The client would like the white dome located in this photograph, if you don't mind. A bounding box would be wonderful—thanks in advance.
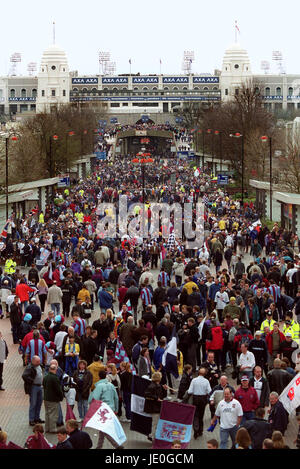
[41,44,68,65]
[223,42,250,63]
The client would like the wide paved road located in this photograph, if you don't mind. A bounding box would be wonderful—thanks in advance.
[0,254,299,449]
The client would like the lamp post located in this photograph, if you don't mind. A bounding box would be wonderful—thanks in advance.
[230,132,244,206]
[197,130,205,168]
[132,152,153,204]
[207,129,214,175]
[261,135,272,220]
[214,130,222,173]
[66,130,75,173]
[49,134,59,177]
[3,133,20,220]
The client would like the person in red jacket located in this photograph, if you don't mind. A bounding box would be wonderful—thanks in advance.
[266,322,286,366]
[234,375,260,424]
[15,280,36,313]
[206,320,224,369]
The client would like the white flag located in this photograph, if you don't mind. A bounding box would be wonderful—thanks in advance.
[279,372,300,414]
[83,400,127,446]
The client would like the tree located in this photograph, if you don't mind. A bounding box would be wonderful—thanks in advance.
[3,104,101,184]
[277,130,300,193]
[201,79,277,186]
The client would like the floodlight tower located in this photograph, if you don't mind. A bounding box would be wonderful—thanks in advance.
[182,50,195,74]
[9,52,21,76]
[99,51,110,75]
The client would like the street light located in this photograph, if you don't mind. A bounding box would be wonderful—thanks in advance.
[66,130,75,173]
[214,130,222,173]
[229,132,244,206]
[132,152,153,204]
[4,133,20,220]
[261,135,273,220]
[207,129,214,175]
[49,134,59,177]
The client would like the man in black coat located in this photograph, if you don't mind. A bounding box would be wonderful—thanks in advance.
[56,426,73,449]
[92,313,111,357]
[66,419,93,449]
[152,282,167,310]
[249,365,270,408]
[242,407,272,449]
[268,391,289,435]
[10,296,22,344]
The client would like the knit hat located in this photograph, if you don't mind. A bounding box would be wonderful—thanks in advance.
[55,315,62,323]
[24,314,32,322]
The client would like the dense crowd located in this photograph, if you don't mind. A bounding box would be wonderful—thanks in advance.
[0,138,300,450]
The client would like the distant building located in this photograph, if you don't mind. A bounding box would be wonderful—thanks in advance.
[1,40,299,122]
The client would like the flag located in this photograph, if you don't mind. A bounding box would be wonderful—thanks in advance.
[194,167,200,177]
[0,220,10,239]
[162,327,179,379]
[160,58,162,65]
[152,401,195,449]
[26,206,38,219]
[235,20,240,34]
[130,375,152,436]
[66,403,76,421]
[115,339,136,375]
[83,399,127,446]
[7,441,23,449]
[279,372,300,414]
[126,299,132,313]
[129,58,132,64]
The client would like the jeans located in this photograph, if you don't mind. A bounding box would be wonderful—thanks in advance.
[122,391,131,420]
[78,398,88,420]
[12,324,20,344]
[21,301,29,314]
[29,385,43,422]
[51,303,60,315]
[241,411,254,425]
[192,395,208,435]
[99,339,107,359]
[220,425,238,449]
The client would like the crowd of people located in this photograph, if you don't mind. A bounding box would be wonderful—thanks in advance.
[0,136,300,450]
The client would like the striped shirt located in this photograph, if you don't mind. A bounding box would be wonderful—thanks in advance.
[73,317,86,337]
[141,287,153,306]
[268,284,281,303]
[26,339,45,362]
[158,271,169,287]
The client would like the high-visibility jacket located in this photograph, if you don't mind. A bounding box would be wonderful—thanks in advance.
[79,190,84,197]
[39,213,44,224]
[4,259,16,274]
[283,321,300,344]
[64,189,69,196]
[260,319,276,332]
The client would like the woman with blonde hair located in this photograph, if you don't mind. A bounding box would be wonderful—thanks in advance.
[272,430,290,449]
[37,278,48,313]
[144,371,168,441]
[106,363,122,416]
[119,361,132,422]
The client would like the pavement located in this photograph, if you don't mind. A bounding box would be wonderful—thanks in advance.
[0,253,299,449]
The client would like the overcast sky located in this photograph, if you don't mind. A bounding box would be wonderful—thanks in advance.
[3,0,300,77]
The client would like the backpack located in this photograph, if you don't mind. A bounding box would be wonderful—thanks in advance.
[236,331,252,351]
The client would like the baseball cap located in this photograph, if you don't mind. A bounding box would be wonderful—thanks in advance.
[255,330,262,336]
[241,375,249,381]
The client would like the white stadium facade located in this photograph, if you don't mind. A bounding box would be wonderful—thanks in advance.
[1,42,300,124]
